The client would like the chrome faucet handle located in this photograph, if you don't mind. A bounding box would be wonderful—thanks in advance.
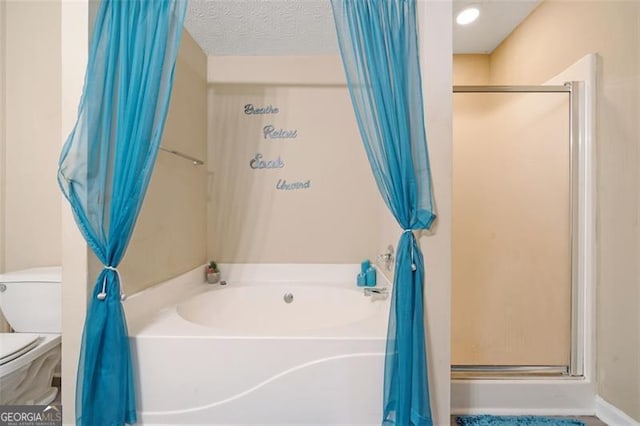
[376,245,395,271]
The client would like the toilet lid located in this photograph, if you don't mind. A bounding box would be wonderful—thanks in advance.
[0,333,40,366]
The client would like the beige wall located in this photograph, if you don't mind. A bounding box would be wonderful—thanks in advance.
[0,0,7,333]
[455,0,640,419]
[3,0,62,271]
[60,1,91,420]
[453,54,490,86]
[120,30,208,295]
[207,56,380,264]
[0,0,6,275]
[417,2,452,422]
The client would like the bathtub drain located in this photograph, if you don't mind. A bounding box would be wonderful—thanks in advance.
[283,293,294,303]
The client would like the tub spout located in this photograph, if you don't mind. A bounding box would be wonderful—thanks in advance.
[364,287,389,299]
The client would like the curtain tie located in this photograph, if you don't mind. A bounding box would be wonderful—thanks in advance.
[97,266,127,302]
[403,229,417,272]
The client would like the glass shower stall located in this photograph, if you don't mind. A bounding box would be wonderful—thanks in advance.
[452,84,584,378]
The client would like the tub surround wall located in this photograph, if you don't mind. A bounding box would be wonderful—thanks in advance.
[207,55,380,264]
[120,30,208,295]
[3,0,62,272]
[454,1,640,420]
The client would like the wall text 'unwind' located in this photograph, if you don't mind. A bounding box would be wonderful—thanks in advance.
[276,179,311,191]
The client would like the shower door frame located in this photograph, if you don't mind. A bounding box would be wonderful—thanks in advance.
[451,83,585,378]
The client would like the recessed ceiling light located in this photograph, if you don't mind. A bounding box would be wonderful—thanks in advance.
[456,6,480,26]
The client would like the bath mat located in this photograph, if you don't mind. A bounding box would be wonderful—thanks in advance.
[455,415,586,426]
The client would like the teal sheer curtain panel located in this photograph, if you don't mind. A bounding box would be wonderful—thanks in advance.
[330,0,436,424]
[57,1,187,424]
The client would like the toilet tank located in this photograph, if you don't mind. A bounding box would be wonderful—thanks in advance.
[0,266,62,333]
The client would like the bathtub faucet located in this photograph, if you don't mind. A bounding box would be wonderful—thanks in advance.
[377,245,394,271]
[364,287,389,299]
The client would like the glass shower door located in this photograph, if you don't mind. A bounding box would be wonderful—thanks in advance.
[452,86,576,375]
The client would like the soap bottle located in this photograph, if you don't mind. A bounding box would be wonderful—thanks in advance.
[357,259,371,286]
[365,267,376,286]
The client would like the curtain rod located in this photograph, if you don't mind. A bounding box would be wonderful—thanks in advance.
[159,146,204,166]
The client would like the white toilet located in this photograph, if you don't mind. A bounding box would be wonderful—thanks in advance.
[0,266,62,405]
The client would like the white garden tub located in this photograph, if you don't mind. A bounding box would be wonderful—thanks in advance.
[124,264,391,425]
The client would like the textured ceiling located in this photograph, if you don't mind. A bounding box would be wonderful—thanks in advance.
[184,0,339,56]
[184,0,542,56]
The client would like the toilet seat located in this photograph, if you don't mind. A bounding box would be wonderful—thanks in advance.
[0,333,61,405]
[0,333,40,366]
[0,333,60,377]
[0,266,62,406]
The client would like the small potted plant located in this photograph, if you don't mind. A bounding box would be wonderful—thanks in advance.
[206,261,220,284]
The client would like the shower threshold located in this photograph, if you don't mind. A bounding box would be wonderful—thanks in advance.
[451,365,571,380]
